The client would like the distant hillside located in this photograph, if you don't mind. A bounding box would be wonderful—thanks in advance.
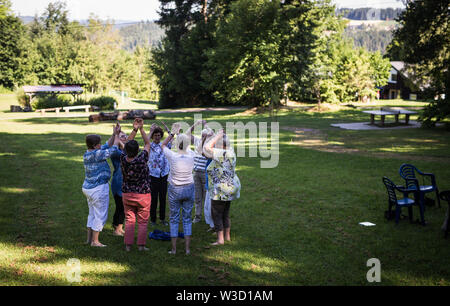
[18,16,164,51]
[336,7,404,20]
[119,21,165,51]
[337,8,403,54]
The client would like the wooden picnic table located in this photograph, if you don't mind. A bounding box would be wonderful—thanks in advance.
[363,108,417,126]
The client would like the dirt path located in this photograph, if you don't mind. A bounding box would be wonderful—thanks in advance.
[281,126,450,163]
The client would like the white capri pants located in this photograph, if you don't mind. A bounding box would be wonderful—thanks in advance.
[82,183,109,232]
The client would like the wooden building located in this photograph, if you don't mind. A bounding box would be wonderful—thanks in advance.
[380,61,421,100]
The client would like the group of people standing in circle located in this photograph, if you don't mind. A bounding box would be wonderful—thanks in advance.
[81,117,241,255]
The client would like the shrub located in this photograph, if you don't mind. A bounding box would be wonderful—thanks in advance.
[16,88,29,107]
[88,96,116,110]
[0,86,13,94]
[32,94,71,110]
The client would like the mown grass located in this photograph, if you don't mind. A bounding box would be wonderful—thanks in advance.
[0,94,449,286]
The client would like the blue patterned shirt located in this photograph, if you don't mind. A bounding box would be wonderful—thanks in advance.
[148,142,171,178]
[82,143,118,189]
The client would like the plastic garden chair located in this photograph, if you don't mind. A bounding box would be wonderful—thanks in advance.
[439,191,450,238]
[382,176,416,225]
[399,163,441,208]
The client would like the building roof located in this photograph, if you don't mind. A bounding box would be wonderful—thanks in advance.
[23,85,84,94]
[390,61,430,90]
[390,61,410,79]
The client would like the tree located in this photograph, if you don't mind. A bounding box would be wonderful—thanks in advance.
[0,0,27,89]
[387,0,450,126]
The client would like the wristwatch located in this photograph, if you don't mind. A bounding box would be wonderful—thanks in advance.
[170,132,175,137]
[133,128,138,132]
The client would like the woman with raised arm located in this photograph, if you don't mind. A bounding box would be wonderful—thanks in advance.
[161,123,195,255]
[203,129,241,246]
[147,122,172,227]
[120,118,152,252]
[109,126,131,237]
[82,123,120,247]
[186,120,213,224]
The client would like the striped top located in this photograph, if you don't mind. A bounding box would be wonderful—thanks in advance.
[193,136,208,172]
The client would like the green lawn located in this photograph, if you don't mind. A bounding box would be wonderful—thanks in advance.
[1,93,450,285]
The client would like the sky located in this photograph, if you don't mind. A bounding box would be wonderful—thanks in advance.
[11,0,406,22]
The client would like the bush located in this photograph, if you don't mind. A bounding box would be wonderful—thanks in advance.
[88,96,116,110]
[32,94,71,110]
[16,88,29,107]
[0,86,13,94]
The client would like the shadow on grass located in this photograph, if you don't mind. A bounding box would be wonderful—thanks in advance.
[130,99,158,105]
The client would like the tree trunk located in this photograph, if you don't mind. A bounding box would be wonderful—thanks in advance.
[202,0,208,24]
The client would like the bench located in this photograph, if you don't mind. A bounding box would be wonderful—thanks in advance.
[363,108,418,126]
[35,107,62,115]
[62,105,92,113]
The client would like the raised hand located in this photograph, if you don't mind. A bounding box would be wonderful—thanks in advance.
[150,123,158,132]
[133,118,143,130]
[115,122,121,135]
[171,122,181,135]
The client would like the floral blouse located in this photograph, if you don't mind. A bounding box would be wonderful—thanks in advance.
[148,142,171,178]
[206,148,241,201]
[120,150,151,194]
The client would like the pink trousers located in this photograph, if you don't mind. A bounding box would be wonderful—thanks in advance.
[122,193,151,246]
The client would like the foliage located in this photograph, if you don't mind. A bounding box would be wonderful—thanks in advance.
[15,87,28,107]
[119,21,165,51]
[153,0,391,107]
[0,0,28,89]
[2,2,159,100]
[345,26,393,54]
[31,94,72,110]
[86,95,117,110]
[388,0,450,126]
[207,0,286,107]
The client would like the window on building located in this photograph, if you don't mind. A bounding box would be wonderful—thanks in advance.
[390,72,397,83]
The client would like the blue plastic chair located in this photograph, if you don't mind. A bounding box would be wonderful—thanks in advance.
[382,177,416,224]
[399,163,441,208]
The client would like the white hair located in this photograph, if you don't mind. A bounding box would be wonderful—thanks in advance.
[175,133,190,153]
[195,127,214,155]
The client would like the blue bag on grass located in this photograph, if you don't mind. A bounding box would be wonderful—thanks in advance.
[149,229,184,241]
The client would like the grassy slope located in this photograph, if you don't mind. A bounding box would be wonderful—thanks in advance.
[0,94,449,285]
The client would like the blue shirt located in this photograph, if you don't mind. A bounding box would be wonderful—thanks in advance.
[148,142,171,178]
[82,143,118,189]
[110,144,123,196]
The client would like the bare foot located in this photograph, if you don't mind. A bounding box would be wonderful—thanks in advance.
[210,241,224,246]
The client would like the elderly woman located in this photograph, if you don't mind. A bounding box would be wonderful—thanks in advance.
[109,130,130,236]
[147,123,172,227]
[186,120,214,224]
[120,118,151,251]
[203,129,241,246]
[161,123,195,255]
